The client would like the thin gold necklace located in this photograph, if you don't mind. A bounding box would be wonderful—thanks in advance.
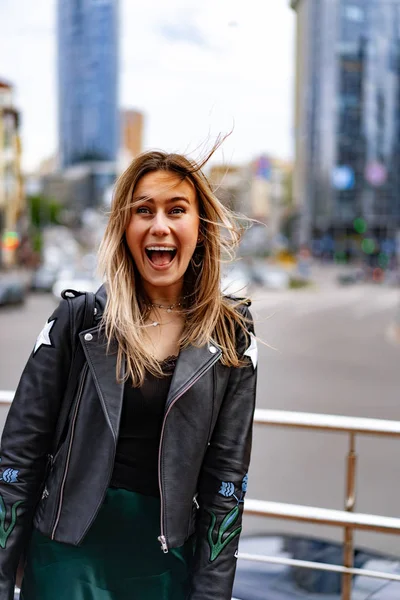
[144,311,183,328]
[146,295,188,313]
[147,302,182,313]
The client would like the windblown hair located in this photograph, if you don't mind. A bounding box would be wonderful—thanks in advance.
[98,143,251,386]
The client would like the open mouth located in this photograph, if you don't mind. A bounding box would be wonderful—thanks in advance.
[145,246,177,267]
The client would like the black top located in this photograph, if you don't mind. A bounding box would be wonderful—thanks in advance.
[110,357,177,497]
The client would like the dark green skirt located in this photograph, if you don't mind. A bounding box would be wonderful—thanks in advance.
[21,488,193,600]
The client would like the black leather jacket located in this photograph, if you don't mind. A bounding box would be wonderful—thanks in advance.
[0,285,257,600]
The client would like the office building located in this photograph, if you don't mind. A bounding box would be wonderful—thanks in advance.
[121,110,144,159]
[57,0,119,170]
[209,156,292,242]
[291,0,400,257]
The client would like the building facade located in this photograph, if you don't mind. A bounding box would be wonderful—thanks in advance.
[291,0,400,259]
[0,81,24,267]
[57,0,119,170]
[208,156,292,249]
[121,110,144,161]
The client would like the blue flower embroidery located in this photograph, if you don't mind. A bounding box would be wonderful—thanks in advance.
[242,473,248,493]
[0,469,19,484]
[219,482,235,498]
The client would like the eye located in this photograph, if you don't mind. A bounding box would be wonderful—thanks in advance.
[136,206,151,214]
[170,207,185,215]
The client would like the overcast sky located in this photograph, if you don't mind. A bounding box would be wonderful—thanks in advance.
[0,0,295,172]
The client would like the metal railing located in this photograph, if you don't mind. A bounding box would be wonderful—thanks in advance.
[0,391,14,404]
[242,408,400,599]
[2,392,400,598]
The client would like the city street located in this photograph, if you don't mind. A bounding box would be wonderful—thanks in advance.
[0,280,399,554]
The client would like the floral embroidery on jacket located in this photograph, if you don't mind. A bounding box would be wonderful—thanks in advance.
[206,506,242,562]
[0,494,23,549]
[218,473,248,504]
[208,474,249,561]
[0,469,19,484]
[219,481,235,498]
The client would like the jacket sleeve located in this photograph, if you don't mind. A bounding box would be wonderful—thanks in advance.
[189,307,257,600]
[0,298,73,600]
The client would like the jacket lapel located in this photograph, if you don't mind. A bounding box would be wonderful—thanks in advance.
[166,341,222,410]
[80,294,222,434]
[80,326,124,442]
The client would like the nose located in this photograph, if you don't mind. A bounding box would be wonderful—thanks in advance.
[150,211,170,236]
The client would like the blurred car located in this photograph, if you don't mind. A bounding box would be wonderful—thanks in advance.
[221,265,251,298]
[52,270,102,300]
[0,279,26,307]
[233,533,400,599]
[337,269,365,286]
[31,266,58,293]
[248,262,290,290]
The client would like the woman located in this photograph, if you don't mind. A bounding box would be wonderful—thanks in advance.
[0,149,257,600]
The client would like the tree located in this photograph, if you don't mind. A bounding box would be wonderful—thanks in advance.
[28,195,63,229]
[27,194,64,255]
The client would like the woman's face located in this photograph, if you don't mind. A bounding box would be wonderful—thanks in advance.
[125,170,200,300]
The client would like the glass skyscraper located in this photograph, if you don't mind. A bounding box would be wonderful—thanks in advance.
[292,0,400,259]
[57,0,119,170]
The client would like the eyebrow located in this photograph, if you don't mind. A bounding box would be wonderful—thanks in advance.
[133,195,191,205]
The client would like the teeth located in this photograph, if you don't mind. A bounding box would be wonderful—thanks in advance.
[146,246,176,252]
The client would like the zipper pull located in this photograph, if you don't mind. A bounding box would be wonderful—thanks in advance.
[158,535,169,553]
[193,496,200,509]
[42,487,49,500]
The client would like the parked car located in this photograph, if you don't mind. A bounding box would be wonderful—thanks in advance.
[0,278,25,307]
[31,265,58,292]
[233,533,400,599]
[337,269,365,286]
[248,263,290,290]
[221,265,251,298]
[52,270,102,300]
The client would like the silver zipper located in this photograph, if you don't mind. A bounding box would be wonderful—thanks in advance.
[193,495,200,510]
[157,349,221,552]
[158,534,168,553]
[51,363,88,539]
[41,453,53,500]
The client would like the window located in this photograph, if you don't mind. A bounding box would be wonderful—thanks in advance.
[344,5,365,23]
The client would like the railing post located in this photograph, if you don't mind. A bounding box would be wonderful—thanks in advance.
[342,432,356,600]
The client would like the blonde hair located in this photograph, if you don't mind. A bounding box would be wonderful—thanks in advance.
[98,146,251,386]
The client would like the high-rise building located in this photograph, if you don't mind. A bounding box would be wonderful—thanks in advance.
[118,109,144,171]
[121,110,144,160]
[291,0,400,257]
[0,80,24,267]
[57,0,119,170]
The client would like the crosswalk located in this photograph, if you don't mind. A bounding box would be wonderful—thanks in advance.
[250,285,400,323]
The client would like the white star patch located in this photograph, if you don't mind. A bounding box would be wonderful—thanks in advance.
[244,332,258,369]
[33,319,56,355]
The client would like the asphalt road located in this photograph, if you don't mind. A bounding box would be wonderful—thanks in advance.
[0,282,399,555]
